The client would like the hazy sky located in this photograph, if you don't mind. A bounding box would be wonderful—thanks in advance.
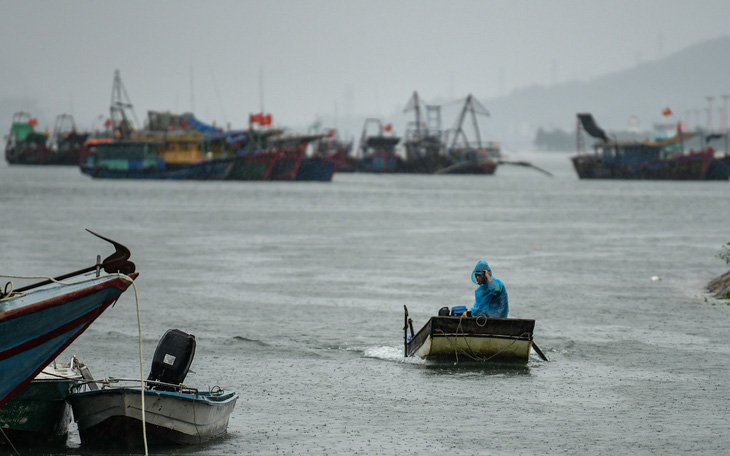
[2,0,730,131]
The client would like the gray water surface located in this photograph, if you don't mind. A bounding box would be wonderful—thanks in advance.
[2,153,728,455]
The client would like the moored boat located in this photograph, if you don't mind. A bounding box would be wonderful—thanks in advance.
[296,150,343,181]
[68,329,238,449]
[5,112,90,165]
[436,147,498,174]
[572,113,729,180]
[0,357,89,445]
[357,119,403,173]
[80,140,235,180]
[0,230,137,409]
[404,306,537,363]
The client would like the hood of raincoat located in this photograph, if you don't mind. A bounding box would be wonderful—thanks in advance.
[471,260,493,284]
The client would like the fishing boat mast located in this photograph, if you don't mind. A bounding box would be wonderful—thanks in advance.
[110,69,140,139]
[447,94,489,150]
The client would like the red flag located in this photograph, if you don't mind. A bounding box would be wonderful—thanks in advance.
[383,123,393,132]
[662,107,672,116]
[103,118,112,128]
[250,113,262,124]
[263,114,272,126]
[28,118,38,127]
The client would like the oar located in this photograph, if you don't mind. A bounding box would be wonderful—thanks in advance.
[13,229,136,293]
[532,341,549,361]
[403,305,410,357]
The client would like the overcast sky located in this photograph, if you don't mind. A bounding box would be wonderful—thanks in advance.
[2,0,729,131]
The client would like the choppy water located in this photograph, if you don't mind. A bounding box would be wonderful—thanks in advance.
[2,152,729,455]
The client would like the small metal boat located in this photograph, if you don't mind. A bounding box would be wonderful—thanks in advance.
[404,306,542,363]
[69,384,238,448]
[69,329,238,448]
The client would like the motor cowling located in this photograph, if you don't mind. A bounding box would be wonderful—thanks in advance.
[147,329,196,391]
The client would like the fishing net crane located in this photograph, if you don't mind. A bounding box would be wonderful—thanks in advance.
[402,91,444,163]
[445,94,490,151]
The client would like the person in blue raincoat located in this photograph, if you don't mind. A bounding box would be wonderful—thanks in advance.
[469,260,509,318]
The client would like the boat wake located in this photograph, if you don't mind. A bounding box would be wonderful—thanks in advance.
[231,335,269,347]
[362,346,425,364]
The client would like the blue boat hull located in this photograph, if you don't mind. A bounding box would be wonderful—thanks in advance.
[80,159,234,180]
[0,273,136,408]
[296,157,338,181]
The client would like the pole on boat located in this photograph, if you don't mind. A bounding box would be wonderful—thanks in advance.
[532,341,549,361]
[14,229,136,293]
[403,305,409,357]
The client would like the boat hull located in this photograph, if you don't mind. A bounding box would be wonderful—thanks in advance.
[407,317,535,363]
[571,150,725,180]
[80,158,234,180]
[69,388,238,448]
[296,157,337,181]
[0,377,80,444]
[0,273,136,408]
[228,153,278,180]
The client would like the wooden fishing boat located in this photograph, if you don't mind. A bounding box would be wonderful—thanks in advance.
[228,133,333,181]
[572,113,730,180]
[403,306,540,363]
[5,113,90,165]
[296,150,343,181]
[436,147,498,175]
[0,230,137,409]
[0,357,89,445]
[229,150,279,180]
[80,140,235,180]
[69,329,238,448]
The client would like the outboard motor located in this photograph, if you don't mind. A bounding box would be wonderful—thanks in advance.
[147,329,196,391]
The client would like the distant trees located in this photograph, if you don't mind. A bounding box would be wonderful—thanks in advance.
[533,128,574,151]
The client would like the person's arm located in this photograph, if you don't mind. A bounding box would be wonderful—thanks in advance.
[484,269,502,294]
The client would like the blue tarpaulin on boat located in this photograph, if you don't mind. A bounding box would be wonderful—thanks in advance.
[187,115,223,135]
[205,130,248,142]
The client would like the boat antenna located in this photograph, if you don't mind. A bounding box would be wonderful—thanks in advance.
[259,65,265,113]
[189,65,195,114]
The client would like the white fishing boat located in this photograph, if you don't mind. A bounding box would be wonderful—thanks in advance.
[68,329,238,449]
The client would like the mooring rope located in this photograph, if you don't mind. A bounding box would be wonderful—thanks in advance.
[0,427,20,456]
[124,273,149,456]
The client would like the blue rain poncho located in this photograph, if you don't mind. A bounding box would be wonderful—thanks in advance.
[469,261,509,318]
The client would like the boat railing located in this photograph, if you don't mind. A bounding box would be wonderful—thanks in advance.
[79,377,202,396]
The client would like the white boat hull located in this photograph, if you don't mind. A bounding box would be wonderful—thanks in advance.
[69,387,237,447]
[413,333,532,361]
